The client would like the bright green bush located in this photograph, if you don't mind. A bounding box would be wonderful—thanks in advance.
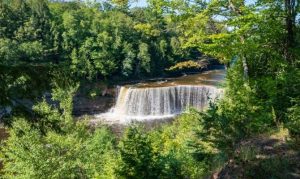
[166,60,202,73]
[1,119,117,179]
[117,125,159,178]
[117,125,182,178]
[148,110,219,178]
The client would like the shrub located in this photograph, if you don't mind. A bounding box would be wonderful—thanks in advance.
[117,125,172,178]
[1,119,117,179]
[166,60,202,73]
[286,99,300,143]
[149,110,218,178]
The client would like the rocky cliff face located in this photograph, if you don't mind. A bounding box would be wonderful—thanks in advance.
[73,95,115,116]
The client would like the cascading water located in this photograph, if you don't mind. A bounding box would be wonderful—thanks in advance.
[96,85,221,123]
[94,68,225,123]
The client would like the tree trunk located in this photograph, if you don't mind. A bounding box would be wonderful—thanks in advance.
[284,0,298,64]
[240,36,249,80]
[228,0,249,80]
[242,56,249,80]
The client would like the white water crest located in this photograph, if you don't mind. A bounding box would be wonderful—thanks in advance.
[95,85,221,123]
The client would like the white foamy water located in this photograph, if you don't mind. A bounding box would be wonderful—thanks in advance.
[94,85,222,123]
[92,68,226,123]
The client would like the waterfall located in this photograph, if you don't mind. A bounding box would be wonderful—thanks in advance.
[97,85,221,123]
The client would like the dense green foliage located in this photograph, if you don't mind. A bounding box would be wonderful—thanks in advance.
[2,119,117,178]
[0,0,196,77]
[1,0,299,178]
[1,91,118,178]
[0,0,198,120]
[1,103,216,178]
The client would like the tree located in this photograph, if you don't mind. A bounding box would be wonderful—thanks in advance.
[137,42,151,74]
[122,42,136,77]
[117,125,160,178]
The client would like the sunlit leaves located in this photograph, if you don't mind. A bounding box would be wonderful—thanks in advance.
[2,119,117,178]
[0,39,19,65]
[138,43,151,73]
[134,23,161,37]
[122,42,136,76]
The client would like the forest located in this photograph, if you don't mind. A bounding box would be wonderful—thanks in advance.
[0,0,299,178]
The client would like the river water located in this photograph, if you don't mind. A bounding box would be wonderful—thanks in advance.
[93,68,226,124]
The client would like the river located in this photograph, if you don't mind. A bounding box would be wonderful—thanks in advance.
[93,68,226,124]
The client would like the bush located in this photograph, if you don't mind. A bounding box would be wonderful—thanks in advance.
[1,86,119,179]
[286,99,300,143]
[149,110,219,178]
[166,60,202,74]
[1,119,117,179]
[117,124,180,178]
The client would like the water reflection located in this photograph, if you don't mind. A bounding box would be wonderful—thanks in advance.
[128,69,226,88]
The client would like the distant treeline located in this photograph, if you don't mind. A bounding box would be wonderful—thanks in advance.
[0,0,205,114]
[0,0,199,80]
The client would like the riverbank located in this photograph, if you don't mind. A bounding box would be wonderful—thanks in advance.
[213,128,300,179]
[110,65,225,86]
